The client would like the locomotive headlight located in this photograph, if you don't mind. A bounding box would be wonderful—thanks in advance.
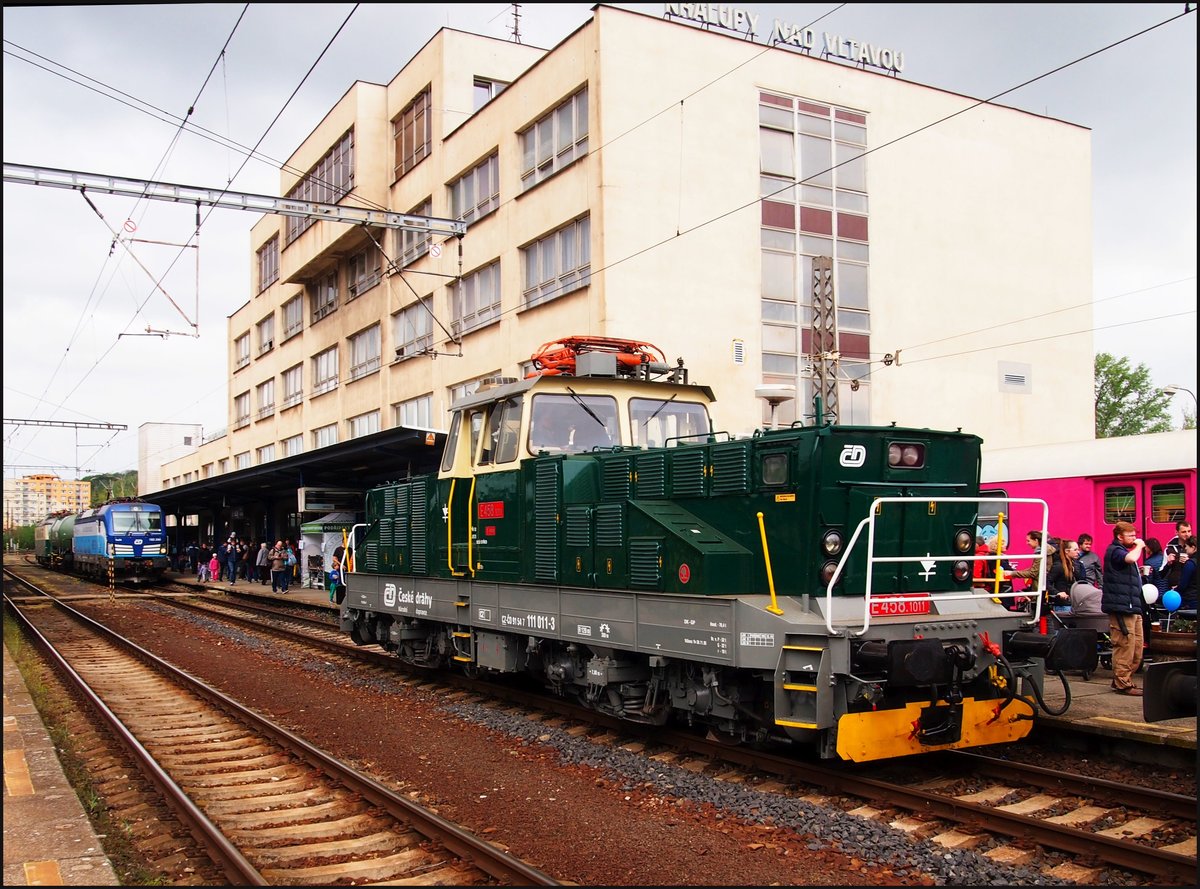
[821,529,844,556]
[107,544,115,557]
[952,560,971,582]
[160,544,167,555]
[820,560,838,585]
[954,530,973,553]
[887,442,925,468]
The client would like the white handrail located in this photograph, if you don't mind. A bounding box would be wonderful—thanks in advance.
[346,522,368,575]
[823,496,1048,637]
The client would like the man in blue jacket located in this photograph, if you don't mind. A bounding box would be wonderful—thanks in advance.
[1101,522,1147,695]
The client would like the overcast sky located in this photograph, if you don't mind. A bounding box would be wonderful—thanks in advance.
[3,3,1196,479]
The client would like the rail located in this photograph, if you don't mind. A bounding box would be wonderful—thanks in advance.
[825,495,1049,637]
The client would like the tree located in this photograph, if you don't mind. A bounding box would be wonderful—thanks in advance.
[1093,352,1174,438]
[83,470,139,506]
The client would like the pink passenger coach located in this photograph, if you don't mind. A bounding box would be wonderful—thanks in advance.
[979,429,1196,553]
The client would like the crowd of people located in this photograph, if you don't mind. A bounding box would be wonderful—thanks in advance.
[177,534,304,590]
[974,519,1196,697]
[173,531,347,602]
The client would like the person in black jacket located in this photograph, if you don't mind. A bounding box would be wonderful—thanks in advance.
[1101,522,1147,695]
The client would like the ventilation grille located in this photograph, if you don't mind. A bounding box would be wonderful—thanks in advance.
[636,453,666,498]
[565,506,591,547]
[711,443,750,495]
[630,538,662,588]
[602,457,632,500]
[534,461,559,581]
[409,477,427,573]
[595,503,624,547]
[669,450,706,497]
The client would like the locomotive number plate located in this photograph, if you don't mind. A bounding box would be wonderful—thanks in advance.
[869,593,931,616]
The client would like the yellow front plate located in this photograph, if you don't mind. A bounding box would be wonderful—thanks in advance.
[835,696,1034,762]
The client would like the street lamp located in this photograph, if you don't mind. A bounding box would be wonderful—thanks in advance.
[1163,384,1196,406]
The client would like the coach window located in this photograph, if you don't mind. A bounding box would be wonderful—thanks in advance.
[1151,483,1187,523]
[1102,485,1136,524]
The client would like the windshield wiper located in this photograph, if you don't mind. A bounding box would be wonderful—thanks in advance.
[566,386,607,428]
[643,394,678,425]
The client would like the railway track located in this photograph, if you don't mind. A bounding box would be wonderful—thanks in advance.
[9,561,1197,884]
[4,572,557,886]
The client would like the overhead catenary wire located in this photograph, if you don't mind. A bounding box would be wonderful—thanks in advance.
[3,5,1195,474]
[3,5,363,474]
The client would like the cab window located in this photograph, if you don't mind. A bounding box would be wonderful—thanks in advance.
[441,412,462,472]
[630,397,711,448]
[529,393,619,453]
[478,397,524,465]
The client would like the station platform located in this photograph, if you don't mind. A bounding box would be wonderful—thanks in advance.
[1032,659,1196,765]
[3,642,119,886]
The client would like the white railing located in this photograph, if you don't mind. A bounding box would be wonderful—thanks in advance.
[346,523,368,576]
[824,495,1049,637]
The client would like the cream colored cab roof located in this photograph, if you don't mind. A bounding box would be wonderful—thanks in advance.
[441,373,717,477]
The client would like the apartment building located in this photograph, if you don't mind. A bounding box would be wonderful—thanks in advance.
[155,5,1093,493]
[3,474,91,528]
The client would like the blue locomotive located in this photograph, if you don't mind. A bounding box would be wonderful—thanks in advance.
[341,337,1095,761]
[34,498,168,584]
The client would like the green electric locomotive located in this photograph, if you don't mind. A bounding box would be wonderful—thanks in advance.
[341,337,1093,761]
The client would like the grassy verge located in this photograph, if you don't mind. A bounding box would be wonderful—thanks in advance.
[3,614,168,885]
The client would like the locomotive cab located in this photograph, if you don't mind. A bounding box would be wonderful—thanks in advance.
[437,376,715,479]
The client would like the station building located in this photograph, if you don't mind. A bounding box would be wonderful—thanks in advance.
[150,4,1093,543]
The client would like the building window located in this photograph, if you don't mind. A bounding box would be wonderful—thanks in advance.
[310,270,339,323]
[473,77,508,111]
[219,458,229,474]
[256,379,275,419]
[284,128,355,245]
[257,314,275,355]
[313,423,339,449]
[234,332,251,370]
[347,245,381,300]
[394,86,431,179]
[449,152,499,223]
[202,463,213,478]
[449,371,500,407]
[348,410,380,439]
[281,363,303,408]
[394,394,433,429]
[282,434,303,457]
[520,88,588,192]
[312,347,339,396]
[257,443,275,465]
[235,451,251,470]
[521,216,590,308]
[233,391,250,430]
[759,93,870,426]
[348,324,381,381]
[394,301,432,359]
[450,260,501,336]
[257,235,279,292]
[282,294,303,340]
[395,197,432,269]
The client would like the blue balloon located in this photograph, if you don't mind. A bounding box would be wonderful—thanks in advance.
[1162,589,1182,612]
